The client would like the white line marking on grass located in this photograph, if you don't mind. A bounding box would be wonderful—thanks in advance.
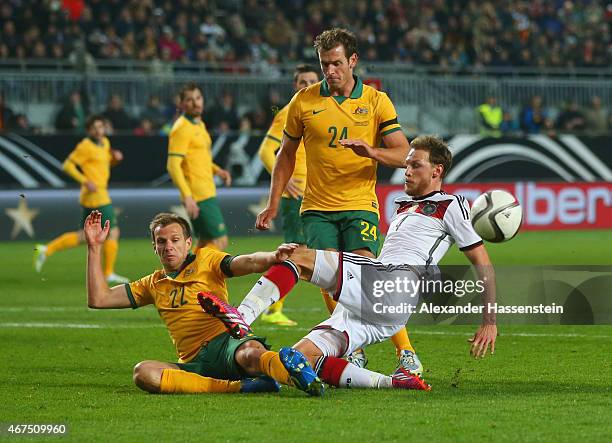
[1,322,610,339]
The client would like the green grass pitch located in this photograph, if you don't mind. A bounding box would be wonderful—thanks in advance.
[1,231,611,442]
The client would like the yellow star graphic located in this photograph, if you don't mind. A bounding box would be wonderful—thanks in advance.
[5,198,39,239]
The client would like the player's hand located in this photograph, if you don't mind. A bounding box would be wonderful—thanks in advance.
[111,149,124,164]
[183,196,200,219]
[274,243,300,262]
[256,205,278,231]
[85,180,97,193]
[215,168,232,187]
[83,210,110,246]
[468,324,497,358]
[339,138,377,160]
[284,178,303,199]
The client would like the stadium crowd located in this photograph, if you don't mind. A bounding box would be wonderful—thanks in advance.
[0,0,610,135]
[0,0,609,69]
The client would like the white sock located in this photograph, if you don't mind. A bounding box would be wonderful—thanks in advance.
[237,277,280,325]
[338,363,392,389]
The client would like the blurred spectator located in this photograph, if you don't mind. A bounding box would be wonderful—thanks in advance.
[520,95,547,134]
[556,101,586,132]
[102,94,133,132]
[207,90,240,131]
[0,92,16,131]
[500,111,520,136]
[133,118,154,136]
[476,95,502,137]
[55,91,86,133]
[13,114,34,134]
[584,96,608,135]
[140,95,166,130]
[69,40,97,73]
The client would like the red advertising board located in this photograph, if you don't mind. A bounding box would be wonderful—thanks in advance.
[377,182,612,233]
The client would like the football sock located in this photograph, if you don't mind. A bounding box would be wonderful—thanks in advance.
[46,231,80,256]
[391,327,415,355]
[265,299,284,315]
[321,289,337,314]
[316,356,392,389]
[237,262,299,325]
[259,351,292,385]
[103,239,119,277]
[159,369,241,394]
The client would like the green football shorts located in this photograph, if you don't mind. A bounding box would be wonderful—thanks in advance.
[176,332,269,380]
[80,204,117,229]
[192,197,227,240]
[301,209,380,255]
[280,196,306,244]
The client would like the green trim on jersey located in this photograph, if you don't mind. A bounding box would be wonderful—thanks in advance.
[320,76,364,100]
[265,134,282,144]
[124,284,137,309]
[283,129,301,141]
[168,152,185,157]
[166,253,196,279]
[381,127,403,137]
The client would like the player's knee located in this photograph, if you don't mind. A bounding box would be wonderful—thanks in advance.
[288,247,315,280]
[294,340,324,367]
[234,341,266,375]
[133,361,160,393]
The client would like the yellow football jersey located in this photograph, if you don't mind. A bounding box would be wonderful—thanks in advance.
[284,77,402,215]
[125,248,230,363]
[167,115,217,202]
[258,104,307,198]
[66,136,112,208]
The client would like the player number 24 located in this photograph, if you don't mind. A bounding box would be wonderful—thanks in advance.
[328,126,348,148]
[360,221,377,241]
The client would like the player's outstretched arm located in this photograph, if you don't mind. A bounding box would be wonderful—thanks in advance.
[463,244,498,358]
[339,129,409,168]
[256,135,300,230]
[84,211,132,309]
[228,243,301,277]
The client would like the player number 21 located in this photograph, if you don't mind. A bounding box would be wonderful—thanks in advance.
[359,221,377,241]
[328,126,348,147]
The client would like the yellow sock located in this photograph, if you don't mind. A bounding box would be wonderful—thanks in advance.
[103,239,118,277]
[391,327,415,355]
[259,351,291,386]
[321,289,337,315]
[266,299,284,314]
[46,231,80,256]
[159,369,241,394]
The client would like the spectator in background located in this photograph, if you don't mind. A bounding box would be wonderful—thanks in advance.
[556,100,586,133]
[477,95,502,137]
[0,92,16,131]
[102,94,133,132]
[69,40,97,73]
[140,95,166,130]
[584,96,608,135]
[133,118,154,136]
[520,95,547,134]
[207,90,240,131]
[13,114,34,134]
[55,91,86,133]
[500,110,520,136]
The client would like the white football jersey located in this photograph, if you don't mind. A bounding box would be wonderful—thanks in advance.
[378,190,482,267]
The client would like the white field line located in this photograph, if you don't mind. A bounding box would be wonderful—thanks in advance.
[0,321,610,339]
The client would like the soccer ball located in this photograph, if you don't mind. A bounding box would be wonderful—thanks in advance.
[470,190,522,242]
